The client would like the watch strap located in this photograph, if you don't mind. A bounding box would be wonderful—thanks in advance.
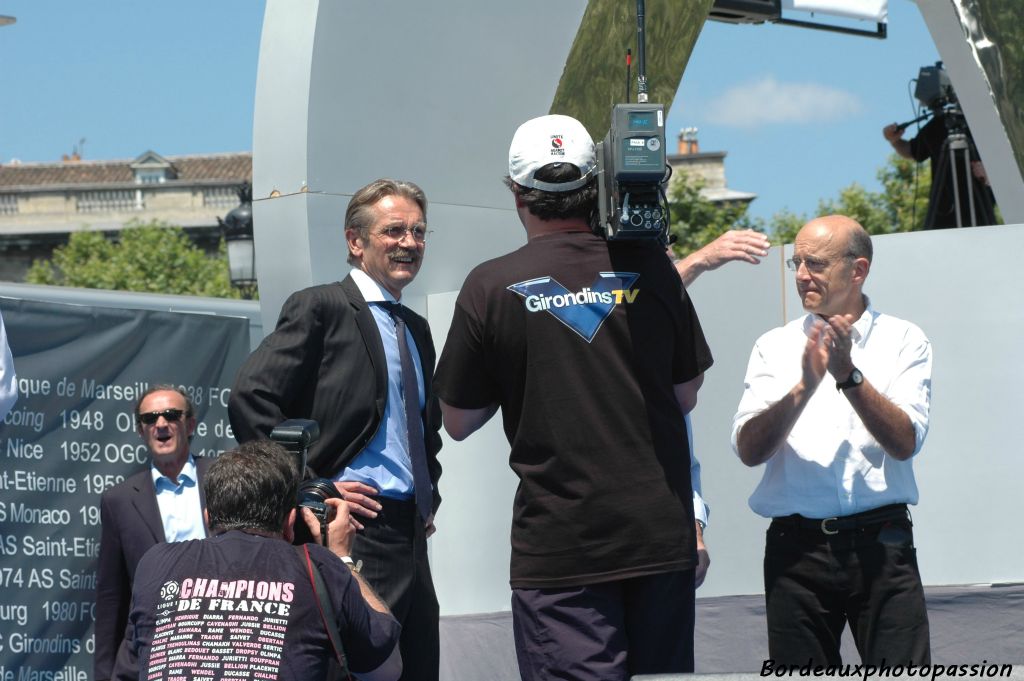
[836,368,863,391]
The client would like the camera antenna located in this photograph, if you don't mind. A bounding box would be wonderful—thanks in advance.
[625,49,632,103]
[636,0,649,102]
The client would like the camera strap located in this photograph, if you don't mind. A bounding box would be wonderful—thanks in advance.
[299,544,351,679]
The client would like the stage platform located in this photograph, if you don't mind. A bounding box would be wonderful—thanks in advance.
[439,583,1024,680]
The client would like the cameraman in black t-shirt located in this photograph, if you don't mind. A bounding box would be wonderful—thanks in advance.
[883,63,996,229]
[112,441,401,681]
[435,114,712,681]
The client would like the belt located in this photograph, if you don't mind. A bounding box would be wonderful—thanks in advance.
[369,496,417,528]
[772,503,910,536]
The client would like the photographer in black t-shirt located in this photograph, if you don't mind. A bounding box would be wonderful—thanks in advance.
[112,441,401,681]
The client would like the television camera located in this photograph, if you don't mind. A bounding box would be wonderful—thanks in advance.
[915,61,955,111]
[595,0,672,243]
[913,61,969,137]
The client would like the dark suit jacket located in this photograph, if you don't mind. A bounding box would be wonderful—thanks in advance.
[94,457,211,681]
[227,276,443,510]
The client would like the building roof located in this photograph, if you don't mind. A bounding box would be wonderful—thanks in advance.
[701,187,758,203]
[0,151,252,189]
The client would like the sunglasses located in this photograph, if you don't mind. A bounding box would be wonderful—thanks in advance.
[138,408,187,426]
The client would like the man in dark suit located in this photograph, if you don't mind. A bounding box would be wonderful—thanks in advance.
[94,385,210,681]
[228,178,442,681]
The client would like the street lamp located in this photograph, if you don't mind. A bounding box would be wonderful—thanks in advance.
[218,182,257,299]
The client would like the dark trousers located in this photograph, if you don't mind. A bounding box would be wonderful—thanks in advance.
[511,569,695,681]
[352,497,439,681]
[764,508,930,667]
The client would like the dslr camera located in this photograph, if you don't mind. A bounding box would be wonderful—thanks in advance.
[269,419,341,546]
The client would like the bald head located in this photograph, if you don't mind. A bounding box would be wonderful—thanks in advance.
[798,215,872,262]
[792,215,871,317]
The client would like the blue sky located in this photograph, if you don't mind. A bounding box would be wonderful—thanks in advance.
[669,1,939,221]
[0,1,263,160]
[0,1,938,224]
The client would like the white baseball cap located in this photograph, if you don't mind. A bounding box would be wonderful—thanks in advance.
[508,114,597,192]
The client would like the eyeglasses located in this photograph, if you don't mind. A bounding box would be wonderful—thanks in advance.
[374,225,431,243]
[138,408,186,426]
[786,254,854,274]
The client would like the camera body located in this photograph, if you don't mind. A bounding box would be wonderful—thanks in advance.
[915,61,956,111]
[596,103,669,242]
[912,62,971,139]
[294,477,341,546]
[268,419,338,546]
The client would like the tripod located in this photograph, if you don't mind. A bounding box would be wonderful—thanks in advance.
[923,130,996,229]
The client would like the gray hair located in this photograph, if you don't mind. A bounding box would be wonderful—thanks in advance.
[345,179,428,266]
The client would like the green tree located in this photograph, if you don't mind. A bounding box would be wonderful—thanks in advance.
[763,154,933,243]
[26,220,244,299]
[877,154,933,232]
[667,170,761,258]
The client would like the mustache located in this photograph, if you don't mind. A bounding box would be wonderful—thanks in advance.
[389,249,420,261]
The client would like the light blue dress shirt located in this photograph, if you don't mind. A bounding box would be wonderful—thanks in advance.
[151,454,206,542]
[338,269,427,500]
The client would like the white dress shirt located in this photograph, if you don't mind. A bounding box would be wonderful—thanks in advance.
[732,300,932,519]
[152,455,206,542]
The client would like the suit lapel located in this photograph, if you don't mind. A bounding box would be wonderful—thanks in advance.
[196,456,211,536]
[340,276,389,410]
[196,455,210,509]
[131,472,166,543]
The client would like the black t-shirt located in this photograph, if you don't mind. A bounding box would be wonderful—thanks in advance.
[115,531,400,680]
[435,231,713,588]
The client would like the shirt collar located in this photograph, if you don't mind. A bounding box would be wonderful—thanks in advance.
[801,295,875,346]
[152,454,197,488]
[350,268,399,304]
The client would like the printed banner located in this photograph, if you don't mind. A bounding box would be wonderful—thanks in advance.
[0,296,249,679]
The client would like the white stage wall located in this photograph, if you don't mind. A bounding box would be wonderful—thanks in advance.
[428,224,1024,612]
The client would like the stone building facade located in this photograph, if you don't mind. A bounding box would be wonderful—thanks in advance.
[0,151,252,281]
[667,127,756,205]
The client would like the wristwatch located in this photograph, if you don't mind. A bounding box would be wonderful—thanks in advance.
[836,367,864,391]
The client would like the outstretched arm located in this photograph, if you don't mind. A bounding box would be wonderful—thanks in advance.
[674,230,771,287]
[883,124,914,160]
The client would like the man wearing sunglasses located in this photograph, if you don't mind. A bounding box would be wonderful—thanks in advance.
[733,215,933,666]
[229,178,442,681]
[95,385,212,681]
